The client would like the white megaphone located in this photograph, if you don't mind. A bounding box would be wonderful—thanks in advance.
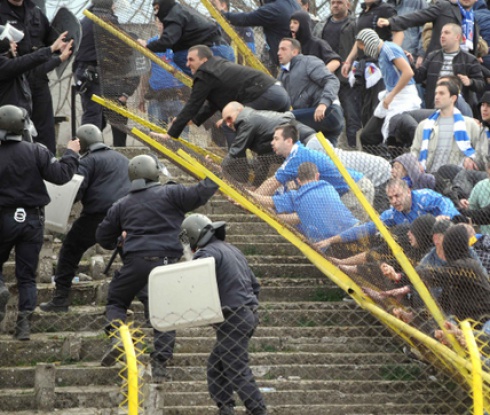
[0,23,24,43]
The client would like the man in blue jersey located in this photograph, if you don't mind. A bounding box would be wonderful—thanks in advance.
[314,178,459,250]
[250,162,359,241]
[254,123,374,221]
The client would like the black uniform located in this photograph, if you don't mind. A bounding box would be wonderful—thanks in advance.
[96,178,218,365]
[193,237,266,415]
[53,144,130,292]
[74,6,140,146]
[0,0,60,154]
[0,141,78,312]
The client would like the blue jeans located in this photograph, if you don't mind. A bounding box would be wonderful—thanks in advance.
[173,45,235,76]
[148,99,188,138]
[292,104,344,146]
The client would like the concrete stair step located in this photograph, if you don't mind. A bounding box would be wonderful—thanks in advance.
[164,362,428,381]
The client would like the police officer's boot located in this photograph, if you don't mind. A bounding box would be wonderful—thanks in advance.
[14,311,33,341]
[218,404,236,415]
[151,359,171,383]
[39,289,70,313]
[101,336,123,367]
[0,282,10,323]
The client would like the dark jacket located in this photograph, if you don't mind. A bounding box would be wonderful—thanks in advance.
[76,145,131,215]
[96,178,218,257]
[277,54,340,109]
[194,237,260,309]
[223,0,300,65]
[319,13,357,83]
[0,47,53,114]
[0,0,59,81]
[227,107,315,158]
[421,258,490,321]
[167,57,278,138]
[414,48,485,108]
[0,141,78,208]
[357,0,397,45]
[75,5,119,66]
[148,0,224,53]
[388,0,481,57]
[290,11,341,67]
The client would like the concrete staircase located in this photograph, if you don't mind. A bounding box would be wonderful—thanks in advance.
[0,158,468,415]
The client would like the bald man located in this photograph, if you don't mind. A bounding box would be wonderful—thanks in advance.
[221,101,315,186]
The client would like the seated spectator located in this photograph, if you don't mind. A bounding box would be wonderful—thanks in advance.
[249,162,359,241]
[420,224,490,322]
[387,75,473,147]
[391,153,436,190]
[410,81,486,173]
[413,23,485,113]
[314,178,459,249]
[289,11,341,73]
[254,123,374,221]
[468,156,490,235]
[355,28,421,147]
[220,101,316,186]
[277,38,344,145]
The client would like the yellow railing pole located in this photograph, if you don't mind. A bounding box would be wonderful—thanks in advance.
[461,320,484,415]
[119,324,139,415]
[83,10,192,87]
[315,132,465,355]
[199,0,271,75]
[92,95,222,163]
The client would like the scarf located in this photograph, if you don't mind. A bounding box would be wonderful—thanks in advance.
[419,108,475,169]
[458,1,475,52]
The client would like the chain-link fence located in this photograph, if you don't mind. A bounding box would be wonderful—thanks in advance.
[2,0,490,413]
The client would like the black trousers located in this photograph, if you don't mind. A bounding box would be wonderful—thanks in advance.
[339,82,362,147]
[29,79,57,154]
[106,254,178,364]
[208,307,266,413]
[0,209,44,311]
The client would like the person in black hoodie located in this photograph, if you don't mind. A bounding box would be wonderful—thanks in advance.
[289,10,341,73]
[138,0,234,76]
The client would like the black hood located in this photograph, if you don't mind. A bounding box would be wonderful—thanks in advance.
[154,0,176,21]
[290,10,312,44]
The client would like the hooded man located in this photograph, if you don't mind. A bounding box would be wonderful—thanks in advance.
[138,0,234,76]
[289,10,341,73]
[392,153,436,190]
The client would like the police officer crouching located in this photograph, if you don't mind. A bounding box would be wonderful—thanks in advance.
[180,214,268,415]
[95,155,219,380]
[40,124,130,313]
[0,105,80,340]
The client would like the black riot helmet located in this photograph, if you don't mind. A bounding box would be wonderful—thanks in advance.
[0,105,26,142]
[76,124,104,154]
[180,213,226,250]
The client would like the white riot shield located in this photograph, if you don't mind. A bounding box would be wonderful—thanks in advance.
[148,257,224,332]
[44,174,84,233]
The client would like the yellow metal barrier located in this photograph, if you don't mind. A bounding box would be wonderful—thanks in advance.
[83,10,193,88]
[199,0,271,75]
[461,320,484,415]
[91,94,223,164]
[119,324,139,415]
[316,132,465,355]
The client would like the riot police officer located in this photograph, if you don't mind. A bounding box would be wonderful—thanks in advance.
[0,104,80,340]
[95,155,219,380]
[40,124,130,313]
[0,0,63,154]
[180,214,268,415]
